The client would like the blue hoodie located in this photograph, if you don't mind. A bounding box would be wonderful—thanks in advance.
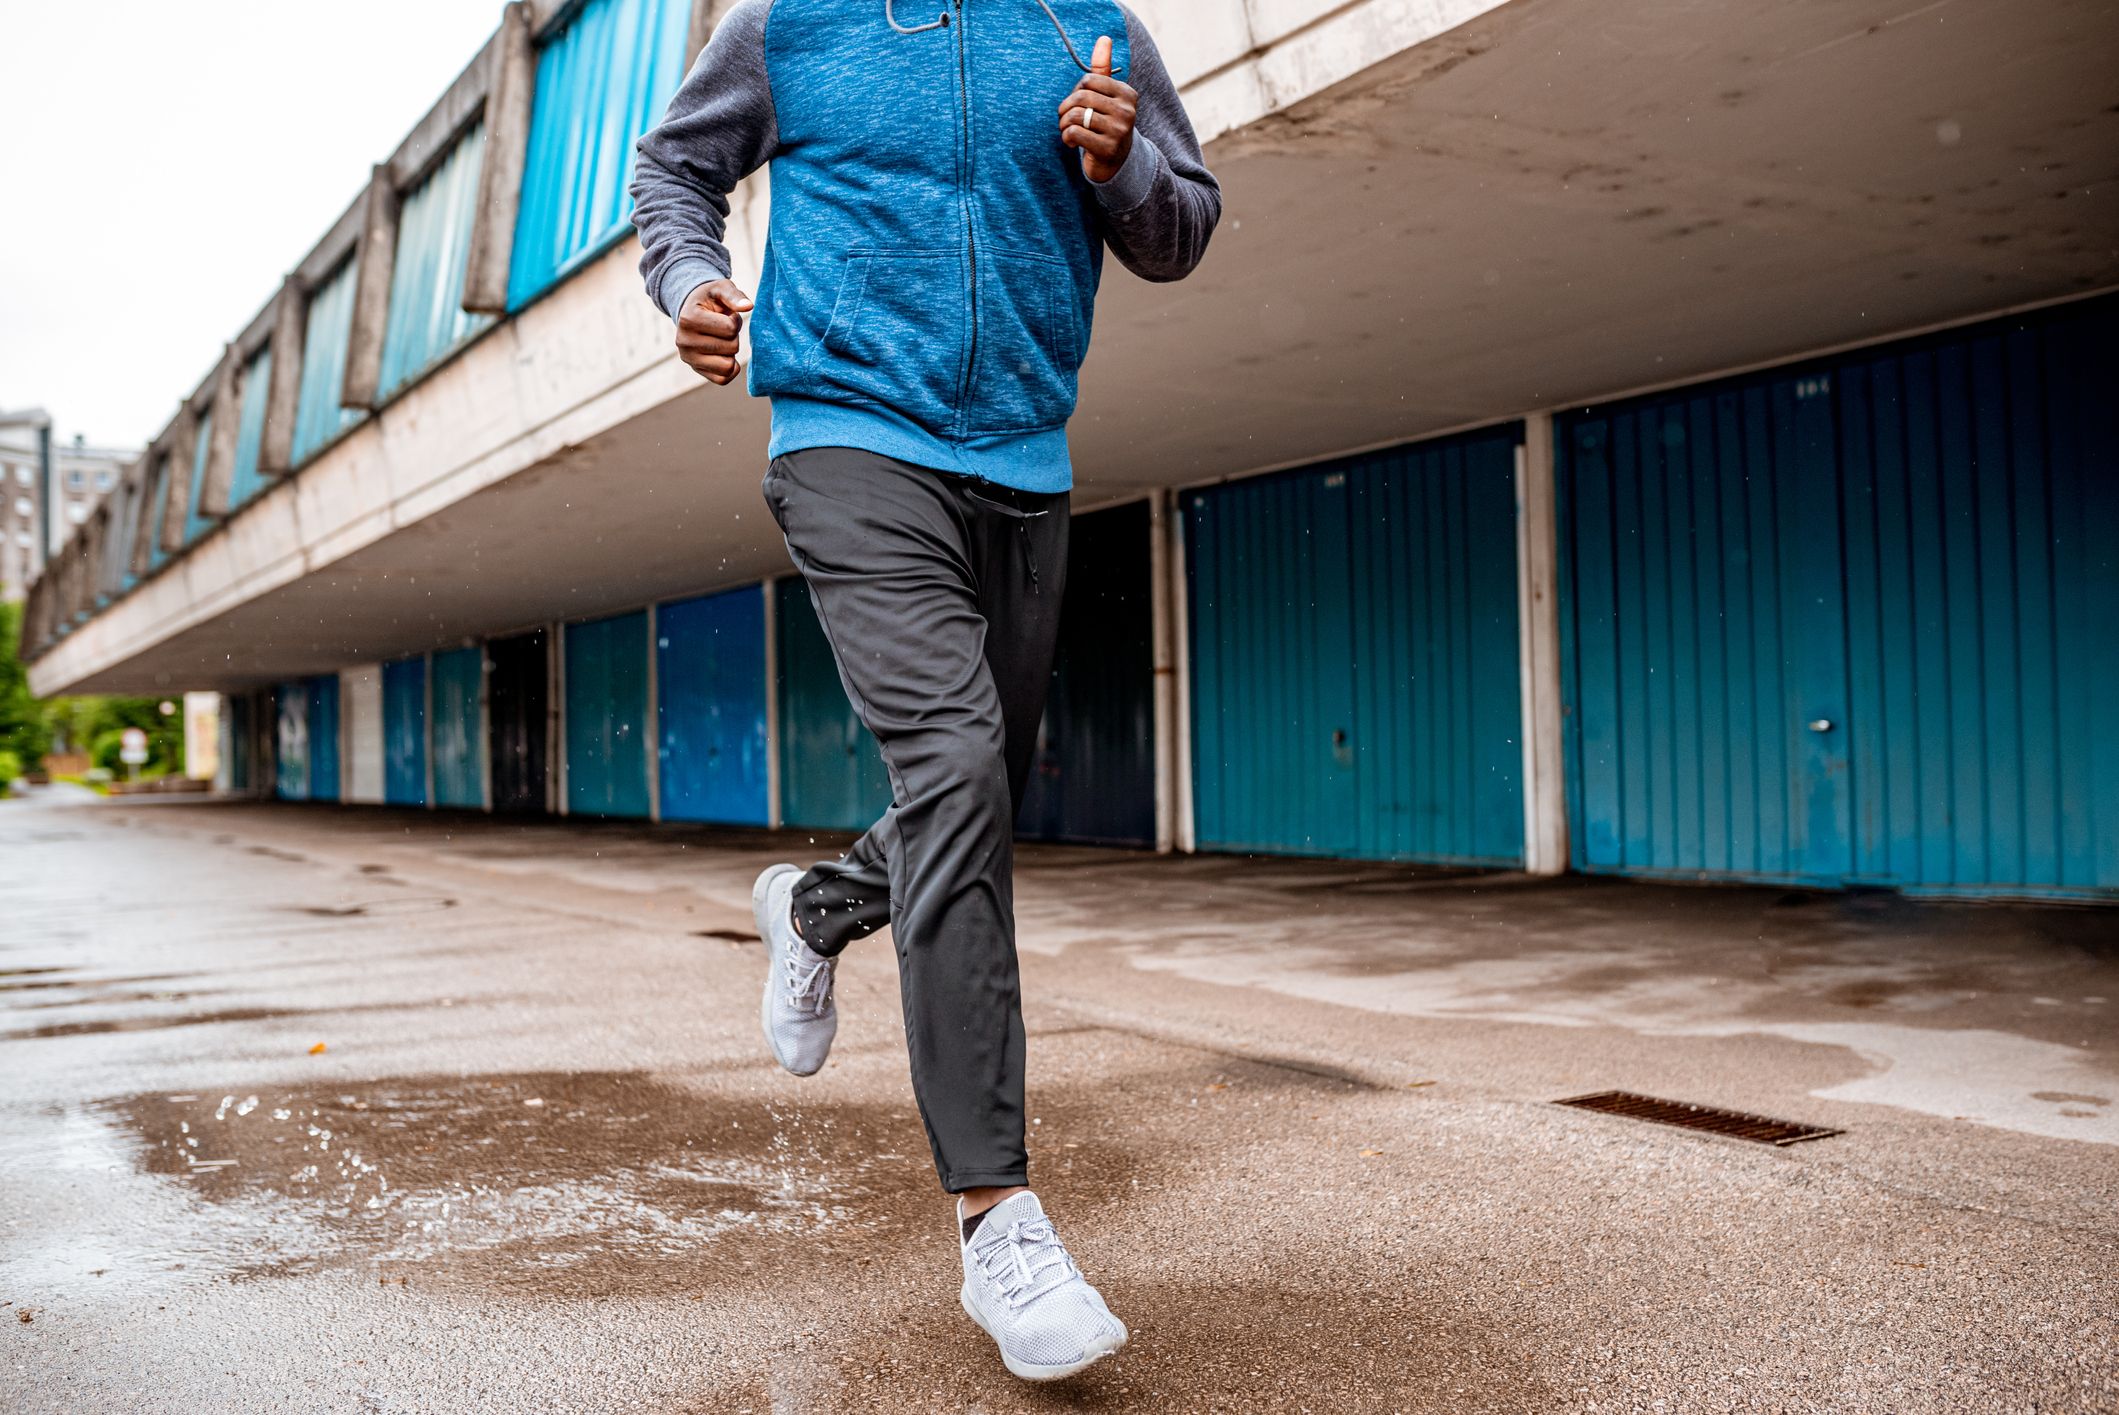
[629,0,1221,492]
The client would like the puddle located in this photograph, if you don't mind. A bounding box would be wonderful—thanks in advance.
[5,1007,308,1041]
[100,1072,942,1295]
[283,898,458,919]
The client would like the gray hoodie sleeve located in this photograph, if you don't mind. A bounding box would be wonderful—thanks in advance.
[1090,8,1222,283]
[629,0,779,321]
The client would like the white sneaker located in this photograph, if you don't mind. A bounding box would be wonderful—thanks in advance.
[958,1192,1128,1381]
[753,863,837,1076]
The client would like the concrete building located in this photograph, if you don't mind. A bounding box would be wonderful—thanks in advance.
[20,0,2119,901]
[0,410,132,602]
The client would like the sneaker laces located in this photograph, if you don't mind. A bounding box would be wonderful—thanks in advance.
[781,951,833,1016]
[972,1215,1079,1310]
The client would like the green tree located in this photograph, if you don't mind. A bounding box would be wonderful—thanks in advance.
[0,601,53,770]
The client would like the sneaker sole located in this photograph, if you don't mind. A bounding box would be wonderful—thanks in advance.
[958,1284,1128,1382]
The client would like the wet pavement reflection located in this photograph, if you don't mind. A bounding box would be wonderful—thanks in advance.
[103,1072,941,1296]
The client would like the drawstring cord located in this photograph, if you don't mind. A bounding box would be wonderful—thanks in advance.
[884,0,1124,73]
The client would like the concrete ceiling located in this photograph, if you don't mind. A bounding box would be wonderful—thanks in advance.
[72,0,2119,692]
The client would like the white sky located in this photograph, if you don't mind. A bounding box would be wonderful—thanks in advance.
[0,0,506,451]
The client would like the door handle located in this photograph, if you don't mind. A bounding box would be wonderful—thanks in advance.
[1807,719,1834,733]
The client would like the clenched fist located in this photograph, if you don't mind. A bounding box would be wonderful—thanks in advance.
[675,278,753,385]
[1057,36,1135,184]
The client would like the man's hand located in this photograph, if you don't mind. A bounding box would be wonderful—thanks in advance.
[1057,36,1136,185]
[675,278,753,385]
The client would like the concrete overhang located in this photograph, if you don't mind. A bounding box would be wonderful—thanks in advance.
[31,0,2118,696]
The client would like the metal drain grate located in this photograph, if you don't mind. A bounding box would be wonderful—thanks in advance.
[1555,1090,1842,1146]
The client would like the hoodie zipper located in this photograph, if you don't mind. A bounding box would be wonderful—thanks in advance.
[952,0,978,427]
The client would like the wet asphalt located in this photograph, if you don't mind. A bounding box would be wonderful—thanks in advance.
[2,793,2114,1413]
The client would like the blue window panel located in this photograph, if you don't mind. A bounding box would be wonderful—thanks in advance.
[565,610,651,817]
[379,123,494,397]
[430,645,485,808]
[307,674,341,803]
[1186,427,1524,866]
[775,578,893,832]
[1557,294,2119,898]
[657,587,769,825]
[145,455,171,572]
[181,408,216,544]
[507,0,690,310]
[383,656,428,807]
[291,257,363,465]
[226,345,275,511]
[275,682,311,801]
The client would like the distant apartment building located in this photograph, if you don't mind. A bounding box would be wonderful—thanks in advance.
[0,408,134,601]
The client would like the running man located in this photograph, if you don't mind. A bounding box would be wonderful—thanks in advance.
[630,0,1218,1380]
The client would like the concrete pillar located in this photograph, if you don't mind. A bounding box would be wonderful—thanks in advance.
[342,165,401,411]
[158,405,199,554]
[463,4,534,316]
[84,502,112,601]
[687,0,736,62]
[1167,488,1196,853]
[1516,413,1569,875]
[261,276,306,476]
[1149,491,1177,853]
[195,347,243,519]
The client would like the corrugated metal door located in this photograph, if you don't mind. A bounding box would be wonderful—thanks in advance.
[1559,295,2119,897]
[1018,501,1156,846]
[383,656,428,807]
[292,258,362,465]
[776,578,893,831]
[565,610,651,817]
[342,666,385,803]
[225,692,252,791]
[1187,426,1525,864]
[227,346,274,511]
[486,630,549,814]
[507,0,690,309]
[275,683,311,801]
[380,123,493,396]
[658,587,769,825]
[307,674,340,802]
[430,646,484,809]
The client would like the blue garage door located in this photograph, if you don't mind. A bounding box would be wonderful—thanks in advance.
[776,578,893,832]
[383,656,428,807]
[1559,295,2119,897]
[657,587,769,825]
[565,610,651,817]
[307,675,340,802]
[431,646,485,809]
[275,683,311,801]
[1187,426,1526,864]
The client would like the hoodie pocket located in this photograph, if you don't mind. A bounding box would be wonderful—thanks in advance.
[966,248,1079,436]
[805,249,966,432]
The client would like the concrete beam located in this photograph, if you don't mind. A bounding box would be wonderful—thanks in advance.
[342,165,401,411]
[195,348,243,519]
[158,406,200,554]
[463,3,533,316]
[1516,415,1568,876]
[260,278,306,476]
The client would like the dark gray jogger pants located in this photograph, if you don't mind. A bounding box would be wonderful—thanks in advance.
[762,446,1068,1193]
